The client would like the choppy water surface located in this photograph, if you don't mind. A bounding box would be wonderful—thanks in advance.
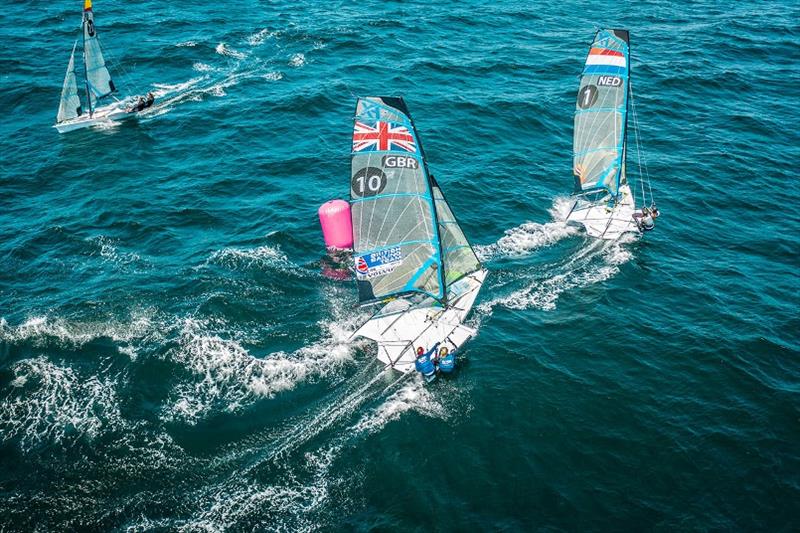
[1,0,798,530]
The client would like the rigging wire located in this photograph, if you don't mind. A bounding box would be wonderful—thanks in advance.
[630,85,655,206]
[97,36,139,98]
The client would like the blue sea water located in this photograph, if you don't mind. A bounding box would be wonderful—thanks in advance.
[1,0,799,530]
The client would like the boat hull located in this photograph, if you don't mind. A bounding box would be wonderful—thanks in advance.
[565,183,640,240]
[54,102,134,133]
[353,269,488,373]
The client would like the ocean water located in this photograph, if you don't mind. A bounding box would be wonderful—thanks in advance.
[1,0,798,530]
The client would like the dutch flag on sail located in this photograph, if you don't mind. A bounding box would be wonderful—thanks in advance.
[584,47,627,76]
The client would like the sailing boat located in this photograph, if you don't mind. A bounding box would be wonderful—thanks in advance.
[54,0,153,133]
[349,97,488,375]
[565,29,658,239]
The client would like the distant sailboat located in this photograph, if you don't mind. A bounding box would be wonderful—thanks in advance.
[565,29,658,239]
[54,0,154,133]
[349,97,487,376]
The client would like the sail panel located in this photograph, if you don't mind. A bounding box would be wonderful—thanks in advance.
[430,178,481,292]
[57,42,83,123]
[83,5,115,106]
[351,97,443,303]
[573,29,629,196]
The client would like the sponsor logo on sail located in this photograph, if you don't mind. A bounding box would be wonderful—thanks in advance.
[355,247,403,279]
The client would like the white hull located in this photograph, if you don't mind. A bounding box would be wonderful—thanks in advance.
[565,183,640,240]
[353,269,488,373]
[54,101,134,133]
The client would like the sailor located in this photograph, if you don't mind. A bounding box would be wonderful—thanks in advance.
[633,207,655,231]
[437,345,456,374]
[414,343,439,380]
[145,91,155,108]
[640,207,655,230]
[134,96,145,112]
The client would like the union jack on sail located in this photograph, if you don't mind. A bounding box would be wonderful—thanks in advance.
[352,121,417,153]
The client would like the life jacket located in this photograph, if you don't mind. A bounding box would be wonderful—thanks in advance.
[415,350,436,377]
[438,351,456,373]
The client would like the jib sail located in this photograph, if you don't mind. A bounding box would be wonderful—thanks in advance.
[57,42,83,123]
[573,29,630,197]
[350,97,444,304]
[430,177,481,299]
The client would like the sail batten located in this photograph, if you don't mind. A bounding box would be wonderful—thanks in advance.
[56,42,83,123]
[572,29,630,197]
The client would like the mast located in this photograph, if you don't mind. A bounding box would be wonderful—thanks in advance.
[82,2,93,116]
[618,30,632,198]
[400,99,448,305]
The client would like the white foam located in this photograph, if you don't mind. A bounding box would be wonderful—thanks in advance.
[289,53,307,67]
[476,221,579,261]
[479,237,634,313]
[262,71,283,81]
[215,42,247,59]
[152,76,206,97]
[163,312,360,424]
[89,235,143,269]
[175,40,197,47]
[0,357,122,449]
[205,244,294,272]
[350,378,444,435]
[0,308,160,348]
[192,62,215,72]
[549,195,577,222]
[247,28,277,46]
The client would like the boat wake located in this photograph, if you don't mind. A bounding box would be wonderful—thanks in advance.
[474,196,636,315]
[475,197,579,261]
[479,234,635,314]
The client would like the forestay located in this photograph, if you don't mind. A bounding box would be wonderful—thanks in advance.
[57,42,83,123]
[351,97,444,304]
[573,29,630,197]
[82,0,116,108]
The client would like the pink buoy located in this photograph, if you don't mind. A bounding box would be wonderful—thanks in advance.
[318,199,353,250]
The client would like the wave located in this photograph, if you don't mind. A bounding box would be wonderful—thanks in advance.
[163,307,362,424]
[192,62,216,72]
[0,309,161,350]
[215,42,248,60]
[205,244,294,272]
[476,221,579,262]
[349,378,445,435]
[289,53,307,67]
[479,235,635,313]
[247,28,278,47]
[0,357,123,449]
[475,196,579,261]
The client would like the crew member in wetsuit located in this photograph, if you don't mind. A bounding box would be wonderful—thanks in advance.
[633,206,655,231]
[145,91,155,108]
[414,342,439,380]
[437,345,456,374]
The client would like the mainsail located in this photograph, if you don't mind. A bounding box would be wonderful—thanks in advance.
[351,97,444,303]
[82,0,116,109]
[56,42,83,123]
[573,29,630,197]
